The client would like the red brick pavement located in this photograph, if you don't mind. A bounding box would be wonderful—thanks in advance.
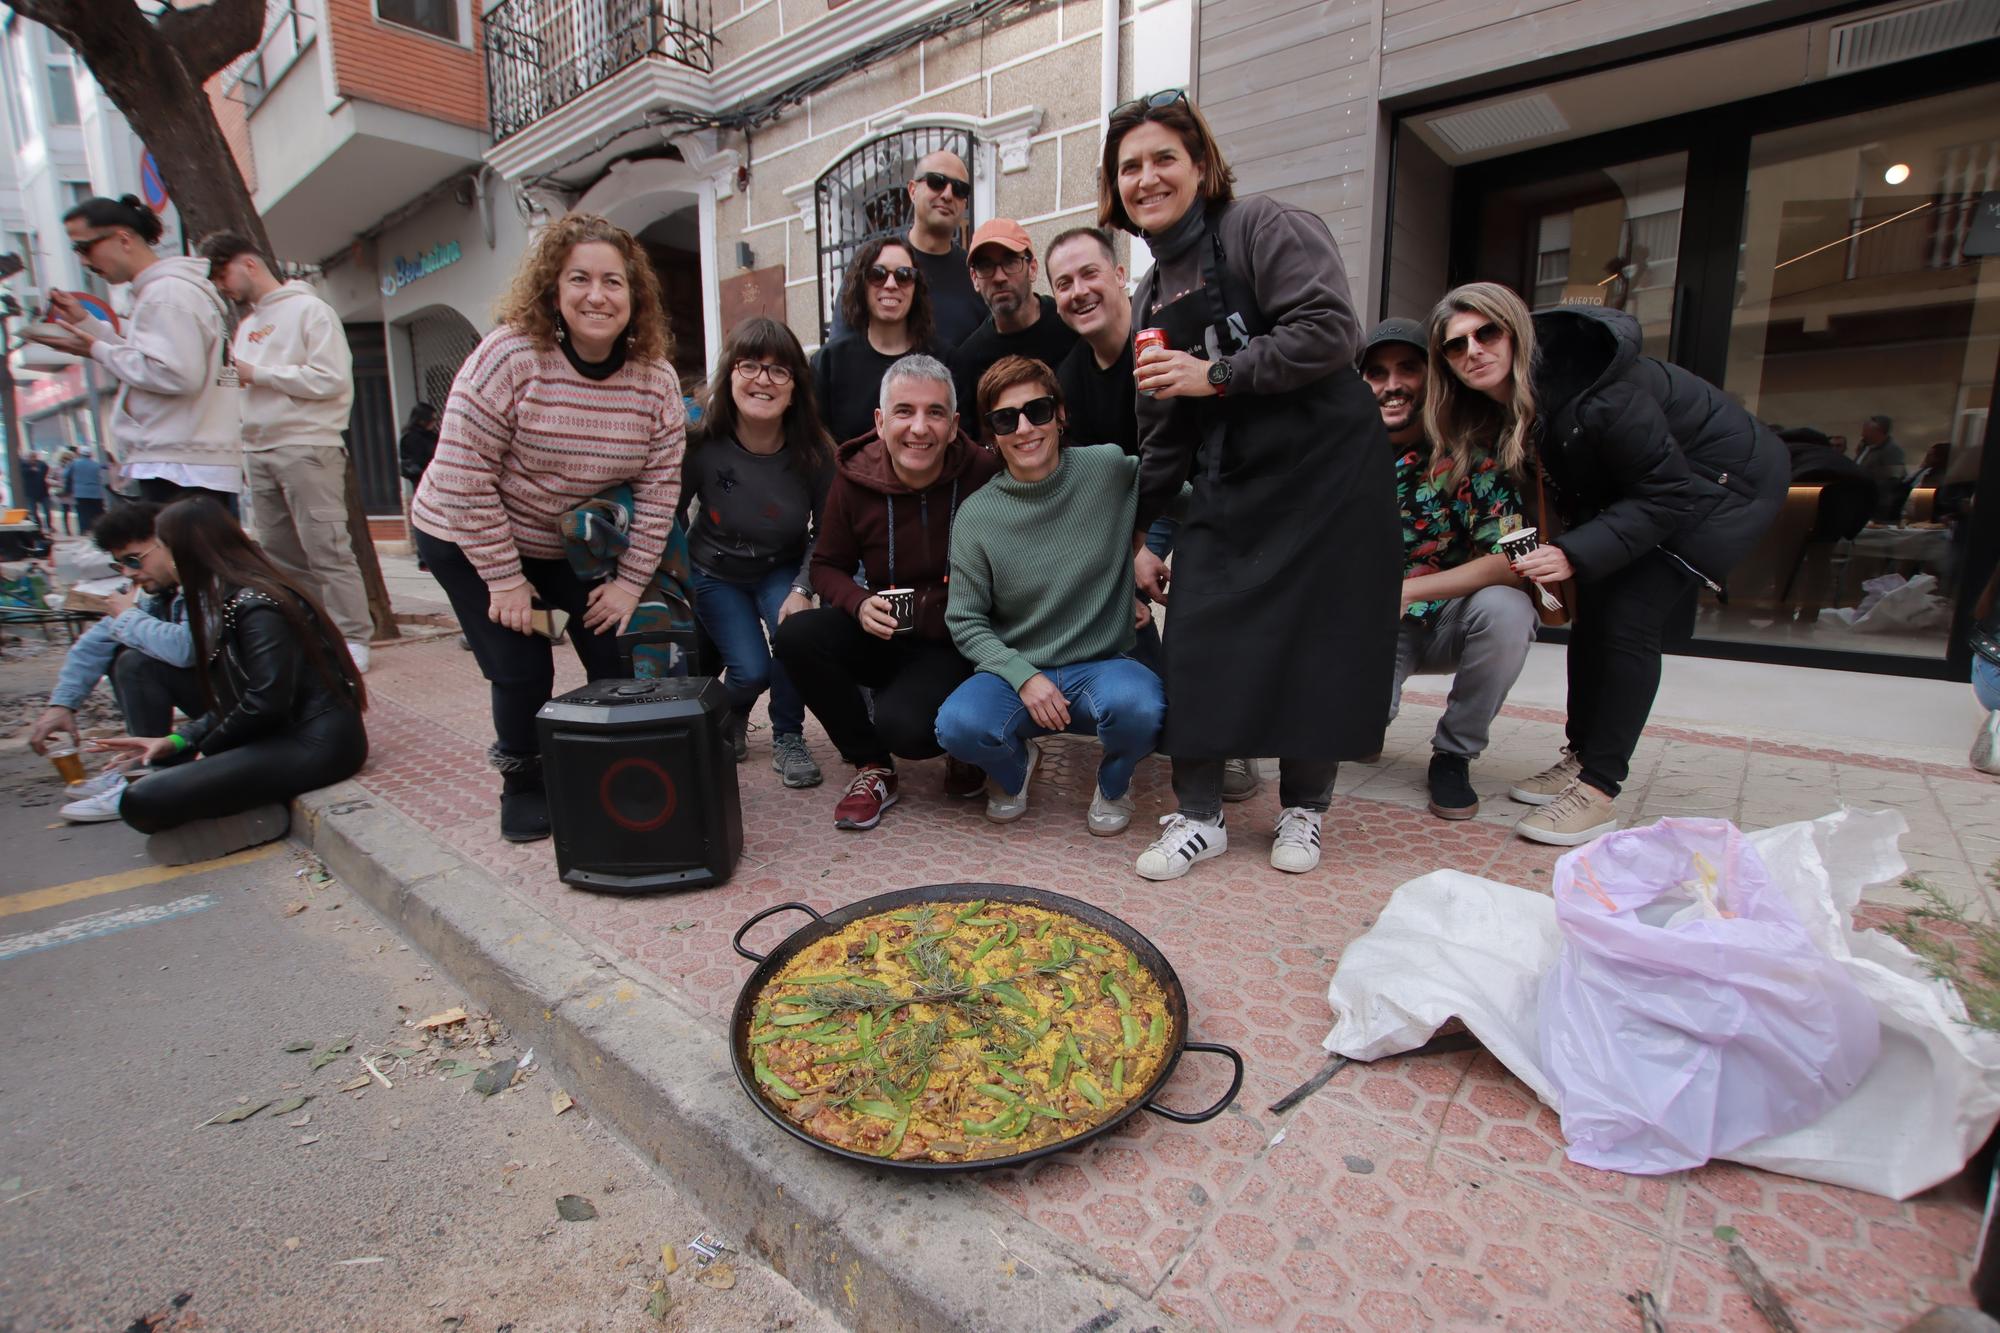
[351,635,1986,1330]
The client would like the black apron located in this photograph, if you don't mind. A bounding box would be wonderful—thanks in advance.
[1141,211,1399,759]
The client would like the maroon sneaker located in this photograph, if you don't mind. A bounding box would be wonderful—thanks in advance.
[833,765,898,830]
[944,757,986,800]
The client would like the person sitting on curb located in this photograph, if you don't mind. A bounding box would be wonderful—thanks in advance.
[1364,317,1537,821]
[89,498,368,866]
[771,354,1001,831]
[28,501,203,823]
[936,357,1166,834]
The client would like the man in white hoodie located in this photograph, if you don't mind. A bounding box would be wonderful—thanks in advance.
[201,230,372,670]
[31,196,242,514]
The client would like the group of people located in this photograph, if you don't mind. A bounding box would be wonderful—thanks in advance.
[14,446,105,537]
[400,88,1789,883]
[24,195,376,858]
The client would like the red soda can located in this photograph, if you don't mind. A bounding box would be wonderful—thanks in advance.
[1134,327,1169,357]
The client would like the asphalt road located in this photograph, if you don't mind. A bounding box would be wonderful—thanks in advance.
[0,741,836,1333]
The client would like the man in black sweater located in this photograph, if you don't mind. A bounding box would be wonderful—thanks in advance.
[949,218,1078,415]
[1049,227,1136,455]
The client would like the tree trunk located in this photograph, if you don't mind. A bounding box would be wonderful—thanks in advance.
[342,452,400,642]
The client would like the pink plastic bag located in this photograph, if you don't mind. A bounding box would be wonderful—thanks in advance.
[1538,818,1881,1175]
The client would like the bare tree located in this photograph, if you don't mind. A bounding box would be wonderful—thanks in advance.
[16,0,400,641]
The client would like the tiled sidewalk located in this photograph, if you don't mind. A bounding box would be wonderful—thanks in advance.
[355,629,1997,1330]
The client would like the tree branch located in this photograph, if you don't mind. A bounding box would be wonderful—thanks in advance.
[157,0,266,81]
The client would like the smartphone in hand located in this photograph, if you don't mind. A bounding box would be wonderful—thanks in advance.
[528,602,570,642]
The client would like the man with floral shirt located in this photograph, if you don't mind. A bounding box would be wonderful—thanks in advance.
[1361,319,1536,821]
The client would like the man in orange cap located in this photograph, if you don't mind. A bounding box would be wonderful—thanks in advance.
[948,219,1079,414]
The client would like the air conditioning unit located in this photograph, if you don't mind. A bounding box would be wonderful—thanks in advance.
[1827,0,2000,76]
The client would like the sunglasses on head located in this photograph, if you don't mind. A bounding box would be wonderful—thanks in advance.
[1114,87,1190,118]
[866,264,916,288]
[914,171,971,200]
[1440,321,1506,360]
[985,395,1058,436]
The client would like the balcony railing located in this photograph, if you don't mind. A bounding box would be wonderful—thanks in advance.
[485,0,716,142]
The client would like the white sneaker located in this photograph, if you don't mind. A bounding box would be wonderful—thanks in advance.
[984,740,1039,824]
[1973,710,2000,776]
[1135,813,1227,881]
[69,768,130,799]
[1086,788,1134,836]
[1271,806,1323,874]
[60,774,128,823]
[346,640,371,673]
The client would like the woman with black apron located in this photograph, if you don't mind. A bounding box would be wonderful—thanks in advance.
[1103,89,1400,882]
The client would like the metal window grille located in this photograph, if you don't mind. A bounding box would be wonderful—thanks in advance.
[812,126,975,343]
[408,307,484,416]
[485,0,716,142]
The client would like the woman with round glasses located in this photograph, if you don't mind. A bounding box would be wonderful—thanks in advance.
[1103,88,1399,883]
[935,356,1164,835]
[682,318,836,787]
[1425,281,1785,846]
[811,235,942,443]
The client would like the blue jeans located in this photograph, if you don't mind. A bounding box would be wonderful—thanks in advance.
[1975,655,2000,712]
[691,564,805,736]
[935,656,1164,800]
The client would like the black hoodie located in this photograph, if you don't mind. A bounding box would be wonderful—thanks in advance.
[1530,305,1788,586]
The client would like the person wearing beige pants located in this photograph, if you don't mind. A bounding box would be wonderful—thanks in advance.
[203,231,374,669]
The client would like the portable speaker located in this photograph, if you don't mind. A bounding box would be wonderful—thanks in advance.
[535,676,743,893]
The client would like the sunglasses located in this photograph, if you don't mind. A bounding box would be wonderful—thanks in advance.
[969,251,1028,279]
[914,171,971,200]
[1114,87,1190,118]
[733,360,793,385]
[71,233,116,257]
[866,264,916,288]
[1440,321,1506,361]
[985,395,1058,436]
[113,542,158,571]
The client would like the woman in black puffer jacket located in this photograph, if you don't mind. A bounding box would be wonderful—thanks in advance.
[93,497,369,864]
[1425,283,1785,847]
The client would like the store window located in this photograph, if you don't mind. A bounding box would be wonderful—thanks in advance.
[1467,153,1685,361]
[1713,84,1997,660]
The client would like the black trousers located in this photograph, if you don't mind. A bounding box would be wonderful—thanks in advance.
[73,497,105,535]
[771,607,970,768]
[135,477,238,519]
[120,707,368,834]
[1566,552,1698,798]
[110,647,206,737]
[414,529,622,758]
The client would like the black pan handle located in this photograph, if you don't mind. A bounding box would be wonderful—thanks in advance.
[732,901,822,963]
[1144,1042,1245,1124]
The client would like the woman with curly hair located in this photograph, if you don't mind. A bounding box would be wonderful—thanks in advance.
[411,213,686,842]
[810,234,941,443]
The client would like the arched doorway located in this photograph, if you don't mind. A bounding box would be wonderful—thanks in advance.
[575,157,717,385]
[638,209,707,387]
[405,305,482,412]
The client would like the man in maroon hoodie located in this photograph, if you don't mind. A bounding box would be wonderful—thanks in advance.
[773,353,1003,829]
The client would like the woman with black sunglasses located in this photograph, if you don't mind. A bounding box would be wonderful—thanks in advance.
[1425,281,1786,846]
[1104,88,1399,883]
[811,236,945,443]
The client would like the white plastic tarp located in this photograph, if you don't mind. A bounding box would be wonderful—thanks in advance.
[1321,809,2000,1199]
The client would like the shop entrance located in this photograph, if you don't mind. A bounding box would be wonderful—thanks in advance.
[639,208,707,390]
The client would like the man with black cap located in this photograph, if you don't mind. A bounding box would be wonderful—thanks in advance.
[1363,317,1536,821]
[948,219,1078,415]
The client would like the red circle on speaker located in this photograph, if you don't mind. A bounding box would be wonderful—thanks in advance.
[598,756,678,832]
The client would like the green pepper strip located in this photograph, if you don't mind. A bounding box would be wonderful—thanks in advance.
[1109,980,1132,1012]
[1125,950,1138,977]
[999,921,1019,949]
[1072,1072,1106,1108]
[890,909,931,921]
[962,916,1002,927]
[1121,1014,1142,1050]
[1059,981,1078,1012]
[974,1082,1021,1104]
[1149,1011,1166,1045]
[771,1009,833,1026]
[1051,1045,1071,1088]
[1112,1057,1126,1095]
[863,931,881,958]
[844,975,890,989]
[963,1109,1018,1135]
[1051,937,1075,965]
[1098,973,1116,999]
[994,1066,1027,1087]
[985,982,1035,1014]
[785,973,847,984]
[1077,941,1109,956]
[852,1099,902,1120]
[1025,1103,1066,1120]
[953,900,988,922]
[753,1002,770,1028]
[879,1119,910,1158]
[1032,1017,1051,1037]
[749,1030,788,1045]
[812,1050,862,1066]
[1035,918,1052,940]
[858,1013,879,1066]
[754,1062,801,1100]
[968,932,1004,964]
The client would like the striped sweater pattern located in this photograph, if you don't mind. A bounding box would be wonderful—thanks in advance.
[410,328,686,593]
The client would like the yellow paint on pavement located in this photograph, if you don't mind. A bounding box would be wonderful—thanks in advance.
[0,843,285,918]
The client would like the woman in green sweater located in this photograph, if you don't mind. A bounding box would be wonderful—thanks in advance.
[936,356,1164,836]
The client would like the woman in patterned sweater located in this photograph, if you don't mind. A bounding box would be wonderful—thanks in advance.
[411,214,686,843]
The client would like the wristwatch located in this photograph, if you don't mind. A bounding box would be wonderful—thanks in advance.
[1206,357,1233,397]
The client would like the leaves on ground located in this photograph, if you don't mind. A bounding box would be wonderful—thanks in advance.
[551,1089,574,1116]
[337,1075,372,1093]
[415,1006,468,1030]
[270,1096,309,1116]
[555,1194,597,1222]
[660,1244,678,1275]
[694,1262,736,1291]
[437,1060,479,1079]
[207,1100,269,1125]
[283,902,308,917]
[281,1039,314,1053]
[472,1058,517,1098]
[646,1282,671,1320]
[308,1039,353,1070]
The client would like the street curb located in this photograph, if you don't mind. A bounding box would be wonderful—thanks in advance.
[293,781,1185,1333]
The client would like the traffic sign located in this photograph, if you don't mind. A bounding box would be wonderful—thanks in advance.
[140,151,169,213]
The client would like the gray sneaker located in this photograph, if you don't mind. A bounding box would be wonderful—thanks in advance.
[771,732,823,788]
[1087,787,1134,836]
[1221,757,1263,802]
[984,742,1040,824]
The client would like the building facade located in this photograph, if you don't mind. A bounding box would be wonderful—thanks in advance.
[1191,0,1998,678]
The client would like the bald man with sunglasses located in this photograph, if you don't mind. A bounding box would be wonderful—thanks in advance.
[827,150,987,353]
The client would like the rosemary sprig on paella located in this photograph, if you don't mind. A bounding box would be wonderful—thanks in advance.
[747,899,1175,1163]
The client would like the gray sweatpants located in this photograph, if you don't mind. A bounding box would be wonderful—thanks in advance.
[1388,584,1537,760]
[244,440,374,645]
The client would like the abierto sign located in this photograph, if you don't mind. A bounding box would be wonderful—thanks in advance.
[380,241,464,297]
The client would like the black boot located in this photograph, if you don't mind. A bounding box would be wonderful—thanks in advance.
[724,708,750,763]
[1426,751,1478,821]
[493,749,551,842]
